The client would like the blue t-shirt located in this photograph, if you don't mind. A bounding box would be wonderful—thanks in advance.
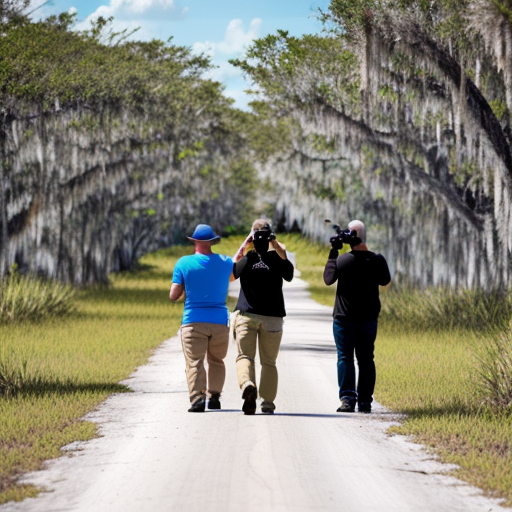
[172,253,233,326]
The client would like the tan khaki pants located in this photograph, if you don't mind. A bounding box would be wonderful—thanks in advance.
[234,312,283,403]
[180,323,229,403]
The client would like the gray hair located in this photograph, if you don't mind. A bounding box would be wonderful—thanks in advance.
[348,220,366,243]
[252,218,272,231]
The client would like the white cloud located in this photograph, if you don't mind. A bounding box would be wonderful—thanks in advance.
[205,59,243,82]
[223,85,257,111]
[75,0,188,33]
[108,0,177,15]
[26,0,57,19]
[191,18,262,108]
[193,18,261,58]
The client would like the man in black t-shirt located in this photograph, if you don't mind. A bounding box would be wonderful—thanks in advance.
[323,220,391,414]
[232,219,294,415]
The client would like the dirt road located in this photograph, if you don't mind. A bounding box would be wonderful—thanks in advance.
[1,278,509,512]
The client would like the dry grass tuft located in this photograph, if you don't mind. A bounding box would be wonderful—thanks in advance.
[476,327,512,412]
[0,269,75,324]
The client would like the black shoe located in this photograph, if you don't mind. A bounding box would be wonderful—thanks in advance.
[188,398,205,413]
[261,401,275,414]
[242,384,257,415]
[358,401,372,413]
[208,393,221,410]
[336,397,356,413]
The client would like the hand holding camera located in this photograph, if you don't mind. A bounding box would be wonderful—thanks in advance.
[252,228,288,260]
[234,231,255,262]
[253,229,276,243]
[330,236,344,250]
[245,231,254,245]
[325,219,361,249]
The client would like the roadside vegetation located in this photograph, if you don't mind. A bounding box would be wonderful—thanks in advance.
[231,0,512,294]
[0,266,75,326]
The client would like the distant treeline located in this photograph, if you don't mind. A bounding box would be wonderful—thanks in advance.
[2,0,512,289]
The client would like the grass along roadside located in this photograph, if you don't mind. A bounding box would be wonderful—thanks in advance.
[0,245,193,504]
[285,233,512,507]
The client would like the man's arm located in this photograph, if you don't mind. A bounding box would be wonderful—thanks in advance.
[277,253,295,282]
[169,283,185,302]
[234,232,254,262]
[323,248,339,285]
[233,257,248,279]
[270,239,288,260]
[377,255,392,286]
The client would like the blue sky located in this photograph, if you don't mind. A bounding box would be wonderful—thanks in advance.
[31,0,330,109]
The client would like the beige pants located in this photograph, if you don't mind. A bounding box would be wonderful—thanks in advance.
[180,322,229,403]
[234,312,283,404]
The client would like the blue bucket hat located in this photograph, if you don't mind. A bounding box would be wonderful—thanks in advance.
[187,224,221,244]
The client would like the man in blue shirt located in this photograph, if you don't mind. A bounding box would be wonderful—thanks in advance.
[170,224,234,412]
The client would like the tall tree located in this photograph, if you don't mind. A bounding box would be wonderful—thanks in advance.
[0,13,259,283]
[233,0,512,289]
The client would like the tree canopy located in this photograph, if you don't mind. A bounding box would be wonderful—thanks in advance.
[0,1,260,283]
[2,0,512,288]
[232,0,512,289]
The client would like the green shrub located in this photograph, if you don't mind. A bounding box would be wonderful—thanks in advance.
[0,273,75,324]
[476,327,512,412]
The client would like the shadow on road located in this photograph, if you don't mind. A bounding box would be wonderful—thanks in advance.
[267,413,343,418]
[280,343,336,353]
[211,410,344,418]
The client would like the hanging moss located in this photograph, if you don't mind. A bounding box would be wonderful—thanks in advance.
[0,13,260,284]
[232,2,512,289]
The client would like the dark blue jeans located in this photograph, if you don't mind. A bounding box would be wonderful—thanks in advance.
[333,317,378,403]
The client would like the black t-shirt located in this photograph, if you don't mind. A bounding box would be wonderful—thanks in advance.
[234,250,294,317]
[323,250,391,321]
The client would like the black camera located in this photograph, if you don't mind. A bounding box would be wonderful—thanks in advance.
[253,229,276,242]
[325,220,361,249]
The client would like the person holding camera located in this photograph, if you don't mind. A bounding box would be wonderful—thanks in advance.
[323,220,391,413]
[232,219,294,415]
[169,224,234,413]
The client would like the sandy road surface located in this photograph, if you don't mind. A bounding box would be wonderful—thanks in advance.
[1,278,510,512]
